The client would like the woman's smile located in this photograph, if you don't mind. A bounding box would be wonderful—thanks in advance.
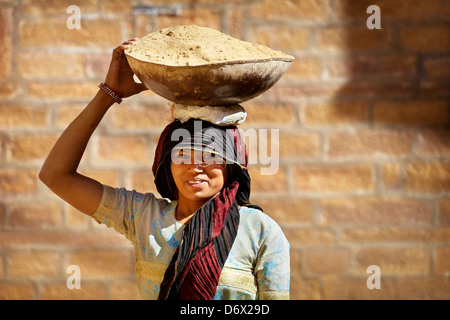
[187,177,207,188]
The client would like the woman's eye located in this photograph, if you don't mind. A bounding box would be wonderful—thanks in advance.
[203,152,214,159]
[177,152,189,158]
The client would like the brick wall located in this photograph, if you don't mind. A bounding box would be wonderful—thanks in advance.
[1,0,449,300]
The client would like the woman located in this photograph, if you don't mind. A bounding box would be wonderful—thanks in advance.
[40,39,290,300]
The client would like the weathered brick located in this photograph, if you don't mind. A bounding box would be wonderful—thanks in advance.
[401,26,450,53]
[22,0,98,15]
[302,100,369,126]
[290,275,322,300]
[7,133,59,162]
[19,18,123,48]
[317,26,390,52]
[420,79,450,97]
[252,197,315,225]
[225,4,244,39]
[0,282,35,300]
[0,80,19,99]
[327,55,417,79]
[42,281,107,300]
[109,279,141,300]
[0,230,131,248]
[7,202,63,229]
[424,56,450,77]
[247,165,287,192]
[381,162,404,190]
[244,129,319,161]
[0,203,4,229]
[394,276,450,299]
[28,81,99,99]
[110,103,173,130]
[84,52,110,78]
[0,105,49,128]
[323,276,396,299]
[248,25,309,51]
[96,135,151,164]
[304,247,351,275]
[68,250,134,278]
[294,164,374,193]
[285,57,322,81]
[320,197,433,226]
[278,131,320,158]
[0,6,13,79]
[354,247,431,275]
[416,129,450,156]
[0,169,38,196]
[133,13,152,38]
[156,7,222,31]
[18,51,84,79]
[333,0,446,22]
[283,228,335,247]
[290,249,301,276]
[435,247,450,274]
[439,198,450,226]
[240,102,297,126]
[248,0,329,21]
[129,169,159,195]
[100,0,133,14]
[9,250,61,278]
[406,160,450,193]
[66,205,91,228]
[342,227,450,244]
[374,100,448,125]
[327,129,414,158]
[330,79,417,99]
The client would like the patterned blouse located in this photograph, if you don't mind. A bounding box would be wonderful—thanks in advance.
[91,185,290,300]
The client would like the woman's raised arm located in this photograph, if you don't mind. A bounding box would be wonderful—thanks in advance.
[39,39,147,215]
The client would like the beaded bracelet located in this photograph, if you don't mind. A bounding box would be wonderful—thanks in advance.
[98,83,122,104]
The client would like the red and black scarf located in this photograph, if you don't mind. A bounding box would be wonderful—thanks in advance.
[152,119,259,300]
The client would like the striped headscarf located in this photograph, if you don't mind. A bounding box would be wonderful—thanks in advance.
[152,119,260,300]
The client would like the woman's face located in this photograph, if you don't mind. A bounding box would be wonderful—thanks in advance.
[170,149,227,206]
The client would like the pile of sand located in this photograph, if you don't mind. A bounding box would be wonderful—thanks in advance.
[126,25,293,66]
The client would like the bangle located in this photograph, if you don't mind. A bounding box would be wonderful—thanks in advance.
[98,83,122,104]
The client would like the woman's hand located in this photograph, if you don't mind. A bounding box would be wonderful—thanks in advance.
[104,38,148,98]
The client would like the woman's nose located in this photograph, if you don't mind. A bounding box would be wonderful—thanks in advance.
[187,162,204,172]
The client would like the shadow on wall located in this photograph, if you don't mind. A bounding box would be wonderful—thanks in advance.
[265,0,450,300]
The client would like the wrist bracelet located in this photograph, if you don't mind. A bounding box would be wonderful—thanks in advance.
[98,83,122,104]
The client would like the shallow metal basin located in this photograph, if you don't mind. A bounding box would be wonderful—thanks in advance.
[125,53,294,106]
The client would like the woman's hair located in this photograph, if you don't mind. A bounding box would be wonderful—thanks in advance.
[152,119,262,210]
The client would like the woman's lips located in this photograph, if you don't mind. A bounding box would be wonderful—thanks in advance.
[187,179,207,187]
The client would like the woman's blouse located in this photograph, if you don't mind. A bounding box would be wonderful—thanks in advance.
[91,185,290,300]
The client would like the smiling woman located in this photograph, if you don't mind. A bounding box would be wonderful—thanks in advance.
[39,35,290,300]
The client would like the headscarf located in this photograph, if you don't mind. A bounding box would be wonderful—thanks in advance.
[152,118,260,300]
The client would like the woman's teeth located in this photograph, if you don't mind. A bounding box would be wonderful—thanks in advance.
[189,180,205,184]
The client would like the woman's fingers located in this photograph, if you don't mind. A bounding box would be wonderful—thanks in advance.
[112,38,139,57]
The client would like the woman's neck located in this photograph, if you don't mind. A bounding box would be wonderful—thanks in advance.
[175,198,205,224]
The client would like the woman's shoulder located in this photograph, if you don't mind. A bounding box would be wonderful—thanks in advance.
[101,185,173,212]
[238,205,285,238]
